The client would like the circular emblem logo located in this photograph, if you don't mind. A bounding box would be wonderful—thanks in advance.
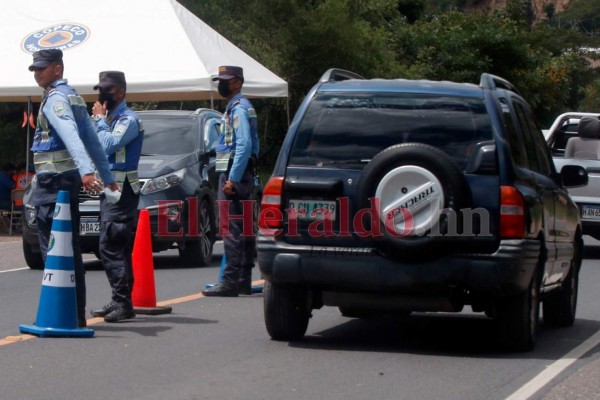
[53,205,61,218]
[48,233,55,252]
[22,23,90,53]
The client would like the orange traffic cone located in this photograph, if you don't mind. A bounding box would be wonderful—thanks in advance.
[132,209,172,315]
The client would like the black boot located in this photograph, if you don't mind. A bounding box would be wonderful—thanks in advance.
[104,306,136,323]
[90,301,116,317]
[202,283,238,297]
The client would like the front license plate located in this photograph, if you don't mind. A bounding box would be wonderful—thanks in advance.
[582,206,600,220]
[288,199,336,221]
[80,219,100,235]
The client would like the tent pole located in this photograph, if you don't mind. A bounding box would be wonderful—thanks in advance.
[286,97,290,128]
[25,97,32,186]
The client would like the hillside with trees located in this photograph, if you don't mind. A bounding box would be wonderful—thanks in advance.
[1,0,598,168]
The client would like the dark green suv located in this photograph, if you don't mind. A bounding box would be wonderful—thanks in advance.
[257,69,587,351]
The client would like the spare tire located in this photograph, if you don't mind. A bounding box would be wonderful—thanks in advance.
[356,143,470,261]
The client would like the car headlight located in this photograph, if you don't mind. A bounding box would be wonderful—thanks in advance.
[140,169,186,195]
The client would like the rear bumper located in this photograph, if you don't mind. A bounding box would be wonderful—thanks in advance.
[257,234,540,298]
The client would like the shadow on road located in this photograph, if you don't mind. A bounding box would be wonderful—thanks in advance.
[290,313,600,360]
[91,315,218,337]
[583,245,600,260]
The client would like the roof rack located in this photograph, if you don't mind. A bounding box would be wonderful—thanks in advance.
[318,68,364,83]
[479,73,520,96]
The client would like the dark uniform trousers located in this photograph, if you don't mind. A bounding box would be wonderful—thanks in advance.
[218,169,256,288]
[99,178,139,309]
[31,170,86,321]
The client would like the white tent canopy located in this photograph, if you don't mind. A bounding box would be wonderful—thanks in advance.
[0,0,288,102]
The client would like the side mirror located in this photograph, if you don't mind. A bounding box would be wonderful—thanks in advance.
[207,149,216,157]
[560,165,588,188]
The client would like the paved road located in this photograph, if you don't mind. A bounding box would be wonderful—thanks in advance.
[0,237,599,400]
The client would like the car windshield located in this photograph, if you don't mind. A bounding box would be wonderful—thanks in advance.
[289,92,493,170]
[140,115,197,155]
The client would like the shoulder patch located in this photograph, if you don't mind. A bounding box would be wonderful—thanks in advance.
[53,101,67,117]
[233,115,240,130]
[113,118,131,136]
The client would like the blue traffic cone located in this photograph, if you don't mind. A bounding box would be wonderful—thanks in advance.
[204,254,263,294]
[20,190,94,338]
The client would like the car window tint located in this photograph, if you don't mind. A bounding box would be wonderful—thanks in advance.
[141,116,197,155]
[289,92,493,170]
[499,97,527,168]
[514,102,552,175]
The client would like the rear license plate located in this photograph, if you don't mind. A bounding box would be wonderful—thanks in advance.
[582,206,600,220]
[80,218,100,235]
[288,199,336,220]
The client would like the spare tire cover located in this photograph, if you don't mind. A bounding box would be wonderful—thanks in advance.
[356,143,470,260]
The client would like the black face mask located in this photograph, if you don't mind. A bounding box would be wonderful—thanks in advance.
[98,92,117,110]
[217,80,232,98]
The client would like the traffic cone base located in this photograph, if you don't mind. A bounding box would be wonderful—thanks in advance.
[133,305,173,315]
[132,209,172,315]
[19,190,94,338]
[19,324,94,338]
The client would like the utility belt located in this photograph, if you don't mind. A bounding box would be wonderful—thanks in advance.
[112,170,140,194]
[33,149,77,174]
[216,151,257,175]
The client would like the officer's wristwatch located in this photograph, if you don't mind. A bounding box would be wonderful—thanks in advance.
[91,114,104,122]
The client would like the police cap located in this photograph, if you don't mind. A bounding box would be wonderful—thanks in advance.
[93,71,127,90]
[212,66,244,82]
[28,49,63,71]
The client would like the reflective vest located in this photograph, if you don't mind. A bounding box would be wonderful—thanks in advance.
[107,107,144,193]
[31,82,88,174]
[215,96,258,171]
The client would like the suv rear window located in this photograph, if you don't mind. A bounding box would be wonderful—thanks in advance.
[141,115,197,155]
[289,92,493,170]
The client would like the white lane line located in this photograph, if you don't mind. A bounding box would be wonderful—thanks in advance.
[0,267,29,273]
[506,329,600,400]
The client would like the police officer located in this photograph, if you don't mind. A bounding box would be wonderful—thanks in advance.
[202,66,259,297]
[28,49,117,327]
[90,71,144,322]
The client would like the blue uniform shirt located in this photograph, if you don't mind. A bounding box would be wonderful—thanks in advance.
[226,93,259,182]
[40,79,115,184]
[94,100,142,167]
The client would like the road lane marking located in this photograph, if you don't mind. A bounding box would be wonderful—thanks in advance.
[506,329,600,400]
[0,279,265,347]
[0,267,29,273]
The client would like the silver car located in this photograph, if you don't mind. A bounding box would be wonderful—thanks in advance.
[547,112,600,239]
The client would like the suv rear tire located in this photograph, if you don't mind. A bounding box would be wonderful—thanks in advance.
[264,281,310,341]
[179,198,214,266]
[497,268,540,351]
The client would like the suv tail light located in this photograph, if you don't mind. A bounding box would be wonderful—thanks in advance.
[500,186,525,239]
[259,176,285,230]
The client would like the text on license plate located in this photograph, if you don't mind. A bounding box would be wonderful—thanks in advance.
[288,199,336,220]
[582,206,600,220]
[80,219,100,235]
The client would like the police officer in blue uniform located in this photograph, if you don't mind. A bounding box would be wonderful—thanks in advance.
[28,49,117,327]
[202,66,259,297]
[89,71,144,322]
